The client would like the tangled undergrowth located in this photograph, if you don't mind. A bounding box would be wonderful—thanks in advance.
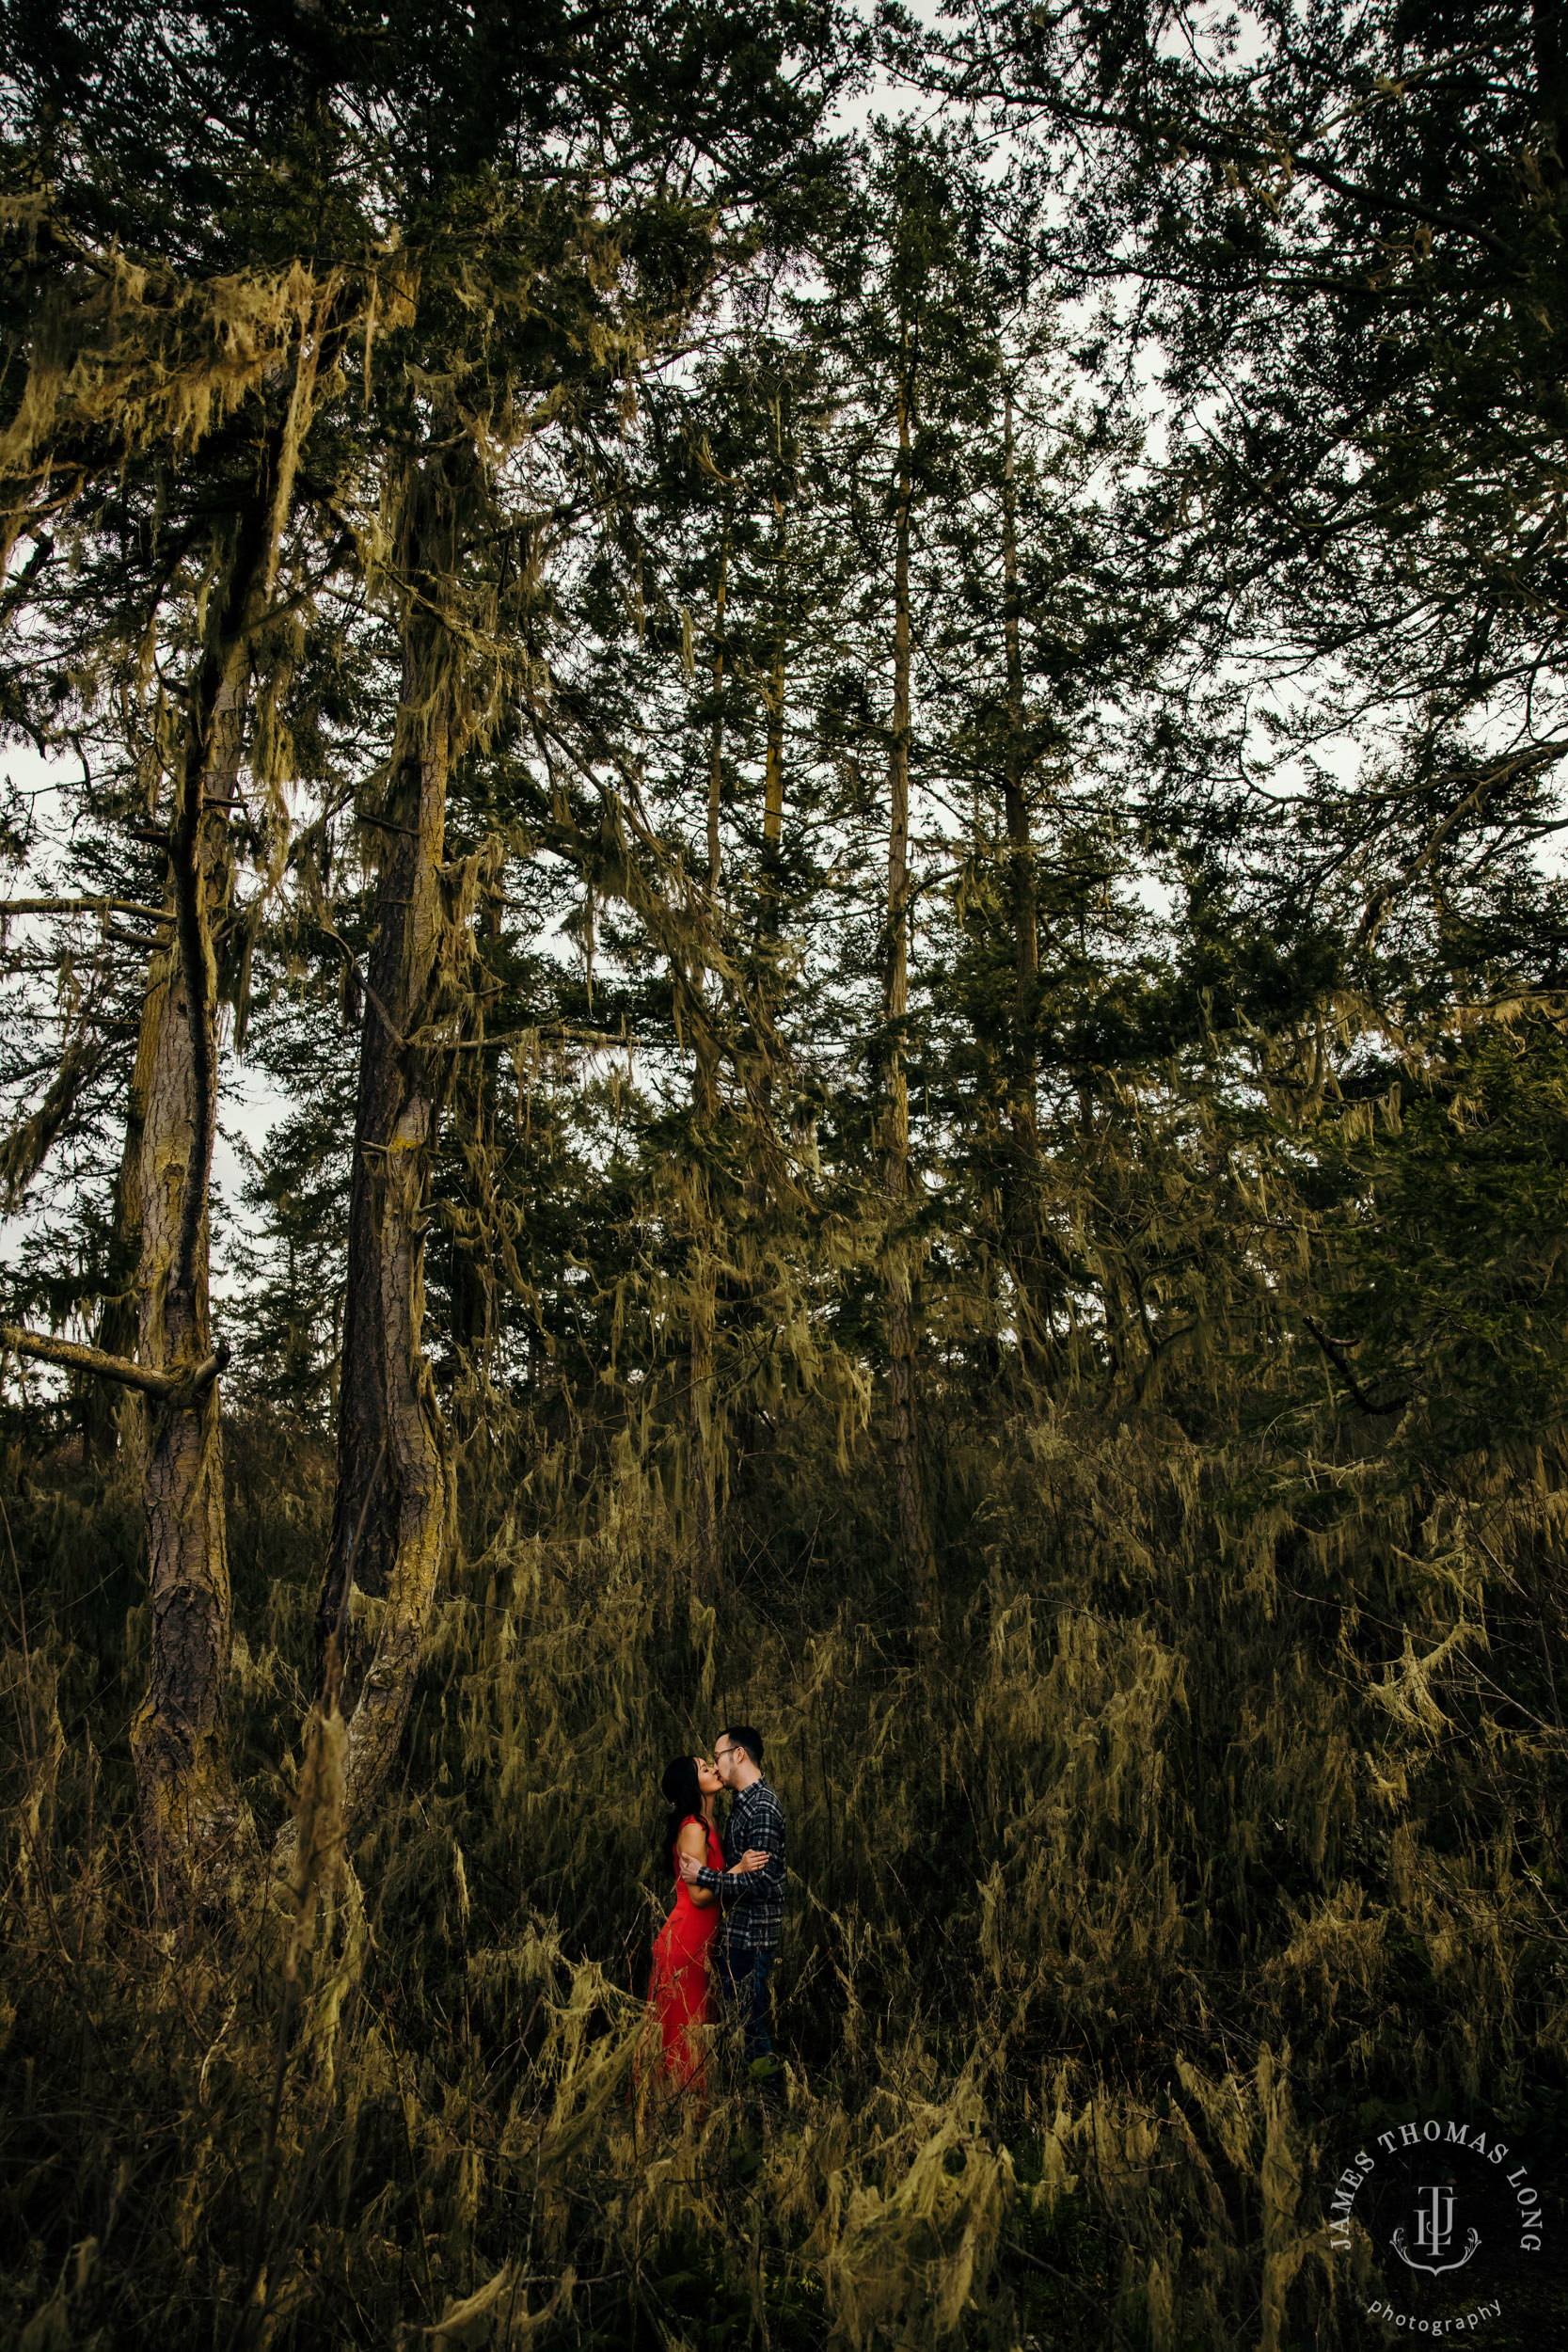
[4,1372,1568,2352]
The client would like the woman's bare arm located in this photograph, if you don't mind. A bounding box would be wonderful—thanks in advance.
[676,1820,718,1906]
[674,1841,768,1884]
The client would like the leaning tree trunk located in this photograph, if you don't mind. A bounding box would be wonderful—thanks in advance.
[314,449,465,1838]
[883,350,940,1631]
[129,639,253,1913]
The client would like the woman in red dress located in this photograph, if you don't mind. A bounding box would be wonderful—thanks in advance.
[645,1754,727,2094]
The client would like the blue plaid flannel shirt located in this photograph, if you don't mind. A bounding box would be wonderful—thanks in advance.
[695,1776,786,1957]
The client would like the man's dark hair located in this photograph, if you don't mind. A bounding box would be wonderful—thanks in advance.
[721,1724,764,1767]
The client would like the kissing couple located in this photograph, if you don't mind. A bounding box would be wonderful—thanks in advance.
[644,1724,787,2098]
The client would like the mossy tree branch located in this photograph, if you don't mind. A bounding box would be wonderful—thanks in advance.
[0,1324,229,1400]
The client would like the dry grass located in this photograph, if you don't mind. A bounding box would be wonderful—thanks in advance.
[3,1364,1566,2350]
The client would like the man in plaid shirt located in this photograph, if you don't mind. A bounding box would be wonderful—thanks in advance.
[676,1723,786,2076]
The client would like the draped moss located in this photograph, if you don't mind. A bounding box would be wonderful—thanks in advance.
[4,3,1568,2345]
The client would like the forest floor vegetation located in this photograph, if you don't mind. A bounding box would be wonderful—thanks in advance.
[5,1382,1568,2351]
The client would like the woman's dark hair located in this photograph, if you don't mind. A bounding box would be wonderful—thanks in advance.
[659,1755,704,1878]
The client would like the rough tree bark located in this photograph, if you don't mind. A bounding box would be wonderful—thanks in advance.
[448,882,502,1442]
[84,936,168,1466]
[747,496,790,1184]
[999,389,1049,1372]
[687,540,728,1603]
[760,501,788,944]
[128,288,340,1906]
[128,608,255,1912]
[687,1214,721,1601]
[707,532,728,895]
[727,497,794,1491]
[1002,392,1037,1138]
[883,349,940,1630]
[314,443,466,1838]
[0,273,340,1907]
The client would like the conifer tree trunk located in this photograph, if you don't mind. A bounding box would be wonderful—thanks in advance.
[1000,390,1048,1370]
[124,313,331,1909]
[84,952,166,1467]
[129,623,253,1912]
[687,1207,720,1600]
[316,446,461,1836]
[750,498,790,1168]
[706,536,727,895]
[883,355,940,1629]
[1002,393,1037,1138]
[734,501,792,1480]
[449,885,500,1442]
[687,547,727,1602]
[761,505,787,933]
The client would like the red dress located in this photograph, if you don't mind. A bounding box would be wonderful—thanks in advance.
[646,1813,723,2091]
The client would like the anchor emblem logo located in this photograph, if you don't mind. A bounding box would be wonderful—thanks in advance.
[1392,2185,1481,2276]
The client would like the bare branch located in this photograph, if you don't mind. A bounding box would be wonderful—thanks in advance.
[0,896,174,925]
[317,916,404,1049]
[1304,1316,1410,1417]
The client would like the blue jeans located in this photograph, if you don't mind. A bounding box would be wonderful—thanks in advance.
[717,1941,774,2063]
